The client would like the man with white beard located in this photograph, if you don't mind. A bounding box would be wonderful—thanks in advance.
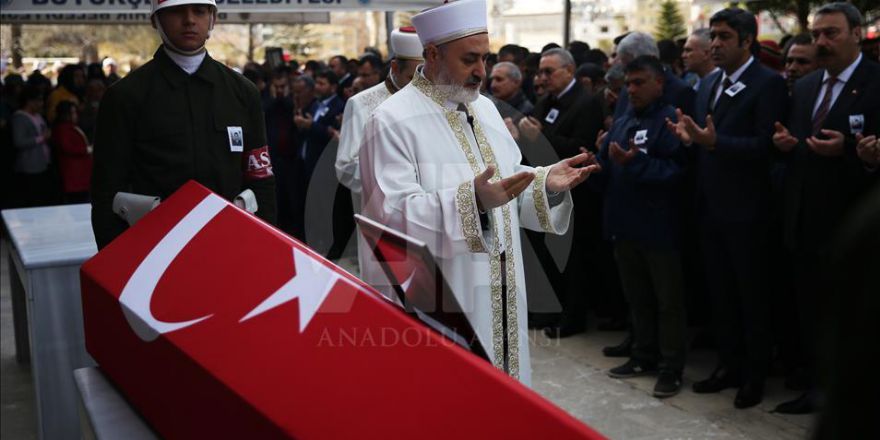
[358,0,599,385]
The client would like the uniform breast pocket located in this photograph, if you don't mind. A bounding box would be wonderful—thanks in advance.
[140,109,189,142]
[135,111,191,166]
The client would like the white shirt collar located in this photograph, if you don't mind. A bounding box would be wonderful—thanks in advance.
[320,95,336,106]
[722,56,754,84]
[164,47,207,75]
[822,53,862,83]
[557,78,576,99]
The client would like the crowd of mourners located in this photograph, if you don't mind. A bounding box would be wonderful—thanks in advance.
[1,59,119,208]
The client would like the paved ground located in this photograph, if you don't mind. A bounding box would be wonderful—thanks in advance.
[530,330,814,439]
[1,245,815,439]
[1,238,38,440]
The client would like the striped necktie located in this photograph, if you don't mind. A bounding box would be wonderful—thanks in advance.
[713,77,733,111]
[811,76,838,135]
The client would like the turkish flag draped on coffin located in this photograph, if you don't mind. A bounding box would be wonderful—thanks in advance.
[80,180,606,439]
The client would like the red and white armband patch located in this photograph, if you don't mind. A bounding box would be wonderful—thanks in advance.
[243,146,274,181]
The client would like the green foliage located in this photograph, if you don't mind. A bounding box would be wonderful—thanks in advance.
[655,1,688,41]
[746,0,880,33]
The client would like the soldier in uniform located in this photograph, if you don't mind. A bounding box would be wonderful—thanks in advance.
[90,0,276,249]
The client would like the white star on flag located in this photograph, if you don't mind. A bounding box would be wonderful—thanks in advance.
[240,247,357,332]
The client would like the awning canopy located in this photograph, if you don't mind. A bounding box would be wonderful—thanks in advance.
[0,0,441,15]
[0,0,440,24]
[0,11,332,24]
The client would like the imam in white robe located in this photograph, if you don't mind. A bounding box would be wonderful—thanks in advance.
[359,68,574,385]
[336,79,399,198]
[336,79,397,291]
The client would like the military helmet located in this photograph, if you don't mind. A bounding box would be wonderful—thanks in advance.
[151,0,217,16]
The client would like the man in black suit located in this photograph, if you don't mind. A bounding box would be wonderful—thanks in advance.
[512,48,605,337]
[265,68,298,236]
[667,7,788,409]
[518,48,605,160]
[772,2,879,414]
[294,70,345,179]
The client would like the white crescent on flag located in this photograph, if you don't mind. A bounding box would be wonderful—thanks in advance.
[119,192,357,341]
[118,194,226,342]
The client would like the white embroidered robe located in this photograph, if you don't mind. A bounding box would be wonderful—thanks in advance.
[358,70,574,385]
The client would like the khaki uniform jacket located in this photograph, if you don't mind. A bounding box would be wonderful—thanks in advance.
[91,47,276,249]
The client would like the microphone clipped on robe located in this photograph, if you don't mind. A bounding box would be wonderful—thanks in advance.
[457,103,475,127]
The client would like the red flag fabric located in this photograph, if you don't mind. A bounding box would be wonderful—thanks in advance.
[81,180,606,439]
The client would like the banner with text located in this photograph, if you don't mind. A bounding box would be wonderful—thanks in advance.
[0,11,330,24]
[0,0,440,14]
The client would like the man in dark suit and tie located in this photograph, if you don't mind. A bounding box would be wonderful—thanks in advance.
[513,48,606,337]
[772,2,879,415]
[295,70,345,180]
[667,7,788,409]
[292,70,345,242]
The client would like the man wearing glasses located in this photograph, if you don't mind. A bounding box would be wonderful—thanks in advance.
[514,48,606,339]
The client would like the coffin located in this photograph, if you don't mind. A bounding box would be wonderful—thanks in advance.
[81,180,605,439]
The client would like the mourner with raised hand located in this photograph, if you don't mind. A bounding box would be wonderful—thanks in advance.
[771,1,880,415]
[667,7,789,409]
[359,0,599,386]
[516,47,607,339]
[588,55,688,399]
[291,69,344,251]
